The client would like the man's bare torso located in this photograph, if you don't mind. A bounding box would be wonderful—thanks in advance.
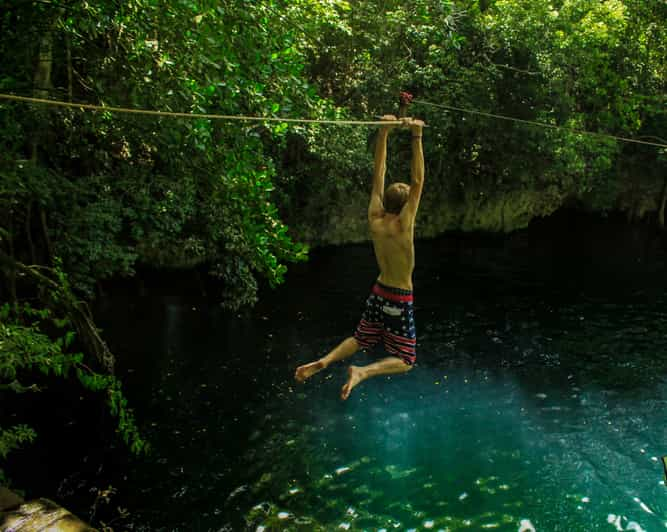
[369,214,415,291]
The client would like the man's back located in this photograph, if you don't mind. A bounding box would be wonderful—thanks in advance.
[366,116,424,291]
[370,215,415,290]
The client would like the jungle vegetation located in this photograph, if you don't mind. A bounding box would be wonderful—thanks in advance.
[0,0,665,490]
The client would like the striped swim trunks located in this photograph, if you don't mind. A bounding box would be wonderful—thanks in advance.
[354,281,416,365]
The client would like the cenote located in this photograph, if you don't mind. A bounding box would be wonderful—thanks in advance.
[11,213,667,531]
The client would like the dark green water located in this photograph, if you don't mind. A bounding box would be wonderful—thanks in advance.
[25,215,663,531]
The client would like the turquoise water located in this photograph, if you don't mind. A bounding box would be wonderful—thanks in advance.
[97,227,667,531]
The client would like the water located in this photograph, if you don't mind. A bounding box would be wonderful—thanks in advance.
[42,217,667,530]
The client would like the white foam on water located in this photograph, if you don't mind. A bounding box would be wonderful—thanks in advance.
[335,466,351,475]
[582,496,590,503]
[459,492,469,500]
[277,512,290,519]
[639,502,653,514]
[518,518,536,532]
[423,520,434,528]
[633,497,654,515]
[626,522,646,532]
[338,523,350,530]
[607,514,623,531]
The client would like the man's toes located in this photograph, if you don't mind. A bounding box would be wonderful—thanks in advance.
[341,382,352,400]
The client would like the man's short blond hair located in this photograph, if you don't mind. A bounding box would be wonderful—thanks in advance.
[384,182,410,214]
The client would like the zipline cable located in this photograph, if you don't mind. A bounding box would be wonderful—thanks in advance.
[413,99,667,149]
[0,93,389,126]
[1,92,665,149]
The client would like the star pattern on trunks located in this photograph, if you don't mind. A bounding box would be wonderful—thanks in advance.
[355,284,417,364]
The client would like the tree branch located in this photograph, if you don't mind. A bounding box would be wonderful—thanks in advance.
[0,250,115,374]
[0,380,42,393]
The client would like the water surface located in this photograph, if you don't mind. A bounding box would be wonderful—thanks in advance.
[97,218,667,531]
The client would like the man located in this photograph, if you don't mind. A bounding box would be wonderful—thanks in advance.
[295,115,425,400]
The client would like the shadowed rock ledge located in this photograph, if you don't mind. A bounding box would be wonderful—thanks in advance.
[0,489,95,531]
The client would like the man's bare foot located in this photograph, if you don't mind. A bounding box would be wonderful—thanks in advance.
[341,366,365,400]
[295,360,325,382]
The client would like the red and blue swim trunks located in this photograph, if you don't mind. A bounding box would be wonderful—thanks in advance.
[354,281,416,365]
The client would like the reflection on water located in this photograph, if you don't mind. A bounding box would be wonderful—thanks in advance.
[229,363,665,531]
[97,227,667,531]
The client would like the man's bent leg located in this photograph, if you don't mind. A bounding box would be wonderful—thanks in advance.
[341,356,412,400]
[295,336,360,383]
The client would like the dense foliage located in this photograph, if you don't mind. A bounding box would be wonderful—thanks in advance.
[286,0,666,236]
[1,0,331,304]
[1,0,338,486]
[0,0,665,494]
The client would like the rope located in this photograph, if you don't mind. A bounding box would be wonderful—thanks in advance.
[1,92,665,148]
[0,93,389,126]
[413,99,667,149]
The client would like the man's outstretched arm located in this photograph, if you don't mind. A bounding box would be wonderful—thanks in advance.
[400,118,425,226]
[369,115,398,220]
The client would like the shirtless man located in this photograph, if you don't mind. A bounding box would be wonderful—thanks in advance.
[295,115,425,400]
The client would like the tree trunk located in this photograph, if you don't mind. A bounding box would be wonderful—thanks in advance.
[66,34,73,102]
[25,201,36,264]
[40,207,54,261]
[6,213,17,304]
[31,22,56,263]
[658,176,667,229]
[33,21,54,100]
[31,21,54,163]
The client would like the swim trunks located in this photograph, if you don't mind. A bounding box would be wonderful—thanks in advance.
[354,281,416,365]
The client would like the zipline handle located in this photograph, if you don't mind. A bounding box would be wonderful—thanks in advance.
[374,91,427,127]
[396,91,428,127]
[399,90,413,120]
[374,115,428,128]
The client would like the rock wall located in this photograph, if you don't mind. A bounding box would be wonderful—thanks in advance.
[290,183,570,246]
[289,175,662,247]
